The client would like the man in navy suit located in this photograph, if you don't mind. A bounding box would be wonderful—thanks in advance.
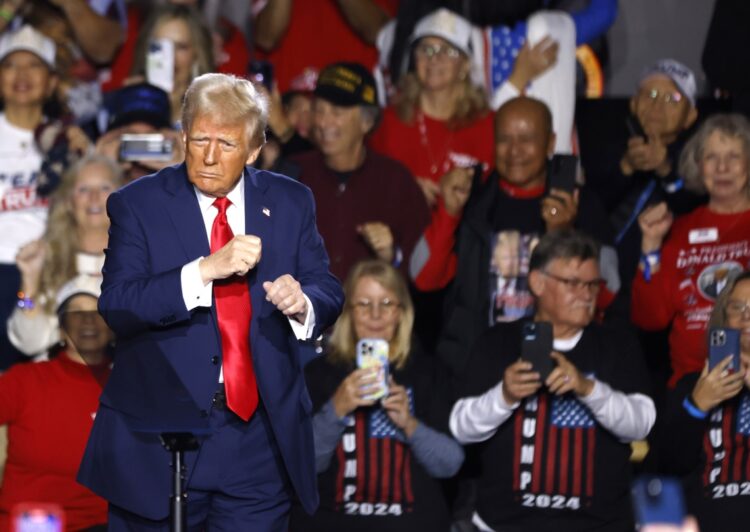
[77,73,344,530]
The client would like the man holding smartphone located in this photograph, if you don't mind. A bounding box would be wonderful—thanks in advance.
[410,96,618,377]
[449,229,655,532]
[610,59,705,285]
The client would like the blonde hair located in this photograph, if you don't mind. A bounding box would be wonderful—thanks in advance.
[130,4,214,87]
[182,73,269,149]
[327,260,414,370]
[393,69,489,129]
[38,154,123,313]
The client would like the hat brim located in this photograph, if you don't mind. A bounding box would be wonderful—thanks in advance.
[313,86,363,107]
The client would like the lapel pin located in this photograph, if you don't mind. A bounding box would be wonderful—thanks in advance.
[262,207,271,217]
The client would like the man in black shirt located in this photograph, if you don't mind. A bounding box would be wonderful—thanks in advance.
[450,229,655,532]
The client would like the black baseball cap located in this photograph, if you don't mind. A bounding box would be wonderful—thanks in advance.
[314,62,377,107]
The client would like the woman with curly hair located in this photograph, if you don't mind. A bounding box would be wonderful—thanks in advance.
[7,154,123,358]
[370,8,494,209]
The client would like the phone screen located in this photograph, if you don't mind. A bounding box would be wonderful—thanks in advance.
[632,476,685,528]
[521,321,554,381]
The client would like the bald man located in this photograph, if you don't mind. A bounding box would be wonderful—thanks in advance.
[409,97,618,377]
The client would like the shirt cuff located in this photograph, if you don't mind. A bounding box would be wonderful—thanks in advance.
[578,378,607,406]
[288,293,315,340]
[181,258,212,311]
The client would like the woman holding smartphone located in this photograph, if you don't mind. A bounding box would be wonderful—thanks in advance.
[288,260,463,532]
[658,270,750,532]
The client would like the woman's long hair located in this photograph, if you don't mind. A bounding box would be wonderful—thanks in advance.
[327,260,414,370]
[38,154,123,313]
[394,68,488,129]
[129,4,215,83]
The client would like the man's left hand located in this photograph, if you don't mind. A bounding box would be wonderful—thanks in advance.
[263,274,308,323]
[357,222,394,263]
[546,352,594,397]
[541,188,578,232]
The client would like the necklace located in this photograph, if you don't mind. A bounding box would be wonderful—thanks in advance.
[416,110,453,178]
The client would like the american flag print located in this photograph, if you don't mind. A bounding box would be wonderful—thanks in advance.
[484,24,527,93]
[702,392,750,498]
[334,387,415,512]
[514,393,597,508]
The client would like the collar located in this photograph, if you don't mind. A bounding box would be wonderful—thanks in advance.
[194,173,245,213]
[499,178,545,199]
[553,329,584,352]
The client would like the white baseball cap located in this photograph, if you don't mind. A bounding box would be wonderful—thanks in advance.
[56,275,102,314]
[410,8,472,57]
[0,25,56,69]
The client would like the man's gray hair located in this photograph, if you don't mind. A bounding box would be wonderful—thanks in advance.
[529,229,600,273]
[679,113,750,196]
[181,73,269,148]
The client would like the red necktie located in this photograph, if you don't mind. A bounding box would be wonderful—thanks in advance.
[211,197,258,421]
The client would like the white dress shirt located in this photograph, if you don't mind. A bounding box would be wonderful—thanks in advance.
[179,177,316,343]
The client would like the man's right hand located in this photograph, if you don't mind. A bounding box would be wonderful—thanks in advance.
[502,359,542,405]
[440,166,474,216]
[622,135,670,176]
[199,235,262,284]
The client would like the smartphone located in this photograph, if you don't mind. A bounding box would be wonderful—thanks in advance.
[119,133,174,162]
[356,338,389,401]
[11,503,64,532]
[632,476,685,528]
[626,114,646,141]
[708,327,741,372]
[521,321,554,381]
[146,38,175,94]
[248,60,274,90]
[547,154,578,195]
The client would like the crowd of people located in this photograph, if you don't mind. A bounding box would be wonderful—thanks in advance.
[0,1,748,531]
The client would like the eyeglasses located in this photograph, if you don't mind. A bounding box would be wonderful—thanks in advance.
[351,298,401,318]
[638,88,684,106]
[542,271,603,293]
[726,300,750,318]
[414,43,462,60]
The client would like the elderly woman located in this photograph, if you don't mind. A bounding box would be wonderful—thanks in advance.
[0,275,112,531]
[289,260,463,532]
[370,8,494,208]
[8,154,123,358]
[658,270,750,532]
[129,3,215,126]
[632,114,750,387]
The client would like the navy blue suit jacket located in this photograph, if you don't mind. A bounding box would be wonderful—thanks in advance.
[77,163,343,520]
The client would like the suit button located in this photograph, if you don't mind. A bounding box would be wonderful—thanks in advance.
[210,356,219,365]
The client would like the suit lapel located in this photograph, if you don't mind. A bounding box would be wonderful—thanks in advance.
[163,163,211,261]
[244,168,275,345]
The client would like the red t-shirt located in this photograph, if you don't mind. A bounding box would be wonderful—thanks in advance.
[0,354,110,531]
[631,206,750,387]
[370,107,495,185]
[256,0,398,92]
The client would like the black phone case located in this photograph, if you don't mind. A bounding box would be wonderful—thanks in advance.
[547,154,578,195]
[521,321,554,381]
[626,114,646,140]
